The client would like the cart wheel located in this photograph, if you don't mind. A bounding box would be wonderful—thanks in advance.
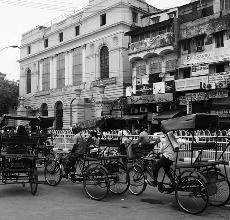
[44,160,62,186]
[30,169,38,195]
[83,167,109,201]
[128,166,147,195]
[208,172,230,206]
[109,164,129,195]
[175,176,209,215]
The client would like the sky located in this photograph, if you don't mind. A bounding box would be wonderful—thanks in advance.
[0,0,191,81]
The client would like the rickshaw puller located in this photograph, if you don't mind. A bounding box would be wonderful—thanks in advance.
[151,131,179,187]
[62,126,87,178]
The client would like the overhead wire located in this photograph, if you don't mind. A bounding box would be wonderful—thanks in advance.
[0,0,86,11]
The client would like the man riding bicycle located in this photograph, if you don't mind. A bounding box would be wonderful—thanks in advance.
[62,126,87,178]
[151,131,179,187]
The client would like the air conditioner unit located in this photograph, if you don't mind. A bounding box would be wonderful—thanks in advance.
[196,46,204,52]
[217,82,224,89]
[140,107,148,113]
[130,108,138,114]
[206,83,216,90]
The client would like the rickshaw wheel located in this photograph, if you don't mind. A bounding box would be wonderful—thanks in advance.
[30,169,38,195]
[207,172,230,206]
[128,166,146,196]
[83,167,109,201]
[109,164,130,195]
[175,176,209,215]
[44,160,62,186]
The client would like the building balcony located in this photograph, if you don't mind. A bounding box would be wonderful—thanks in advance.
[180,14,230,40]
[128,32,174,55]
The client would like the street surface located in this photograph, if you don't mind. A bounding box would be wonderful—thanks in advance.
[0,166,230,220]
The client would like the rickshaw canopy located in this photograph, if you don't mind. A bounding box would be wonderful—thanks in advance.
[76,115,128,131]
[0,114,55,129]
[161,113,219,133]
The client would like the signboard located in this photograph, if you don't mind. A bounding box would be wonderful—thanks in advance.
[208,71,230,88]
[175,76,208,91]
[153,82,165,94]
[126,86,133,97]
[210,109,230,116]
[180,52,230,66]
[178,89,229,105]
[136,84,153,96]
[191,64,209,77]
[165,80,174,93]
[91,77,116,87]
[127,93,173,104]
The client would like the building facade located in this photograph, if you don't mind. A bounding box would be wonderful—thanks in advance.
[177,0,230,128]
[125,0,230,131]
[18,0,158,129]
[125,7,180,132]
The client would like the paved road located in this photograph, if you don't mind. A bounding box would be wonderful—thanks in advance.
[0,165,230,220]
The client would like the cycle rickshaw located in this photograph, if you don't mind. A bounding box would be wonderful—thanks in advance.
[128,113,230,214]
[0,114,55,195]
[44,115,130,200]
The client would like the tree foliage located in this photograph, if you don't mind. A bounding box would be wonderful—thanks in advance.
[0,80,19,116]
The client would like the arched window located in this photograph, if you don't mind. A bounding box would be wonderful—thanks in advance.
[41,103,48,116]
[55,101,63,129]
[100,46,109,79]
[27,69,31,94]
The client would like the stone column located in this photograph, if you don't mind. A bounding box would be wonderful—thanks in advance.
[132,66,137,94]
[65,51,69,86]
[82,44,86,83]
[69,50,73,86]
[50,56,54,89]
[53,55,57,88]
[19,68,25,97]
[161,59,166,79]
[39,61,43,91]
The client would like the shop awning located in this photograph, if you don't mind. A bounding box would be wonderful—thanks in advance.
[123,114,147,120]
[152,110,181,122]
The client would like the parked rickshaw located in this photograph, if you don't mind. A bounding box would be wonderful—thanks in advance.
[0,114,55,195]
[44,115,130,200]
[128,113,230,214]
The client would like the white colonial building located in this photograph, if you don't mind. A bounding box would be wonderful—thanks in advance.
[18,0,158,129]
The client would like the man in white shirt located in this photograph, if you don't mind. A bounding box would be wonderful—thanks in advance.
[118,127,131,159]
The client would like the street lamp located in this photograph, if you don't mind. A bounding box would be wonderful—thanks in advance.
[0,45,19,52]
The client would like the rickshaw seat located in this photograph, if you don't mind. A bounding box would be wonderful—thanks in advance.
[191,142,216,151]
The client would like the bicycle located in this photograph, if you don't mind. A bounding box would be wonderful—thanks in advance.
[44,149,110,201]
[128,154,209,215]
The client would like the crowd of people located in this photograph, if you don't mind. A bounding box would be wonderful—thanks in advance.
[0,125,51,154]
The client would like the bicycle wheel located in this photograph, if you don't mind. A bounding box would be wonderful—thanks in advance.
[175,176,209,215]
[208,172,230,206]
[30,168,38,195]
[83,167,109,201]
[44,160,62,186]
[128,166,147,195]
[109,165,129,195]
